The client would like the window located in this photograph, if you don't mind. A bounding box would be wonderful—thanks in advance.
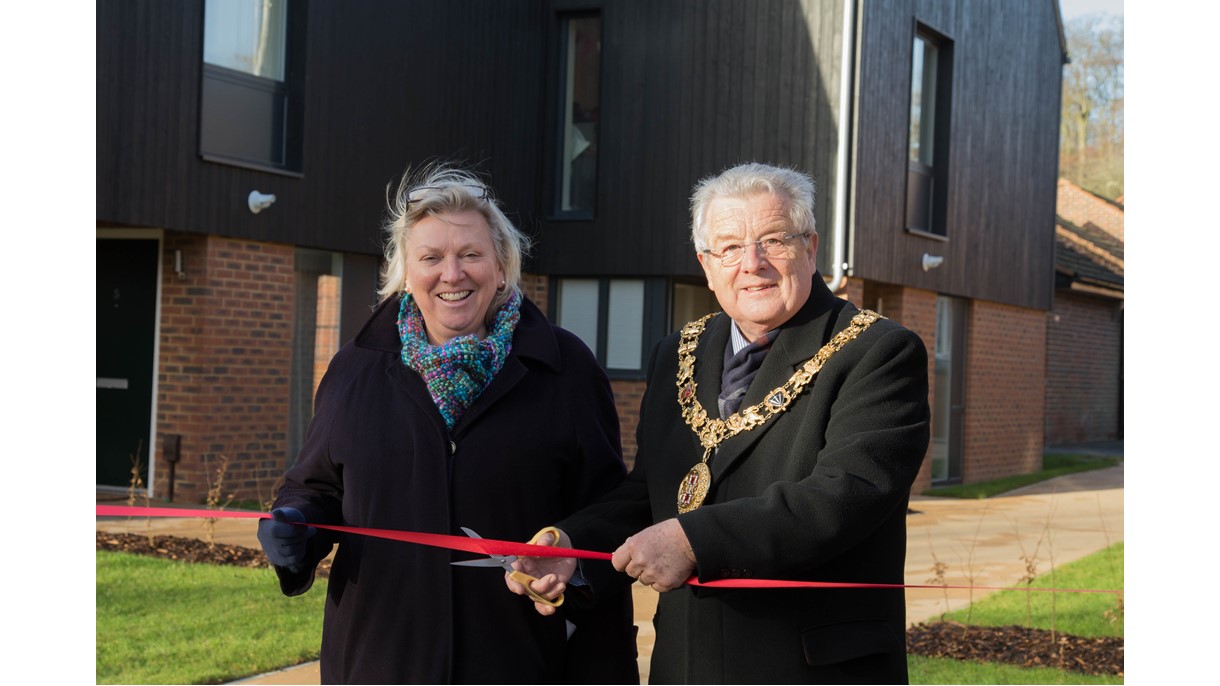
[557,278,600,355]
[200,0,305,173]
[905,25,952,237]
[287,249,342,465]
[930,296,966,484]
[553,277,666,377]
[553,14,601,217]
[670,282,720,333]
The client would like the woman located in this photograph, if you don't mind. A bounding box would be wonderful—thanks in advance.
[257,164,638,684]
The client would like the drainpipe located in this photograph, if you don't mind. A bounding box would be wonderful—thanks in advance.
[827,0,858,293]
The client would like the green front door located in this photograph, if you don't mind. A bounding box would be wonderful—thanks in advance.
[97,238,159,488]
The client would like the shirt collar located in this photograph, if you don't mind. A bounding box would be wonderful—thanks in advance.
[729,320,778,354]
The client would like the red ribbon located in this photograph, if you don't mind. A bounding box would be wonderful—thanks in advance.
[95,505,608,560]
[96,505,1117,594]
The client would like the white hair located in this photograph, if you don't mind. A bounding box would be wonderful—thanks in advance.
[378,163,532,319]
[689,162,817,252]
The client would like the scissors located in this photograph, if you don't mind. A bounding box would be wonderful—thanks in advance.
[451,526,565,607]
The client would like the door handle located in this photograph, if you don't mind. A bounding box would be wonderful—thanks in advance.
[97,378,129,390]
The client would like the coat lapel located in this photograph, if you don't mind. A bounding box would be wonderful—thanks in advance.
[693,312,731,433]
[450,357,526,436]
[452,298,561,437]
[708,276,851,483]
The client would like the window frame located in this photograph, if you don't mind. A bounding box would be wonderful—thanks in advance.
[198,0,307,176]
[547,10,602,221]
[903,20,954,239]
[550,276,667,379]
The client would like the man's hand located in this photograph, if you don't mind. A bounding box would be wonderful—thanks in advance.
[611,518,696,593]
[504,528,576,616]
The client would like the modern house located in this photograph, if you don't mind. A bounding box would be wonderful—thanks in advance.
[97,0,1066,503]
[1045,178,1124,445]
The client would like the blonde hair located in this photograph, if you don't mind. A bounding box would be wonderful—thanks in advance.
[378,163,532,320]
[689,162,817,252]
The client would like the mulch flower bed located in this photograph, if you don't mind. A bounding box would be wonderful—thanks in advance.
[907,620,1123,676]
[98,532,1122,676]
[96,531,331,578]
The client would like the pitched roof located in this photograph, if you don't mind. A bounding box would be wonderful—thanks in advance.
[1057,178,1124,242]
[1055,216,1123,292]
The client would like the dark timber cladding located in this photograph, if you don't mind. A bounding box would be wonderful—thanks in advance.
[851,0,1062,311]
[97,1,547,256]
[534,0,846,278]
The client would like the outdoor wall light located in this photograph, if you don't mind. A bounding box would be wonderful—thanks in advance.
[922,253,945,272]
[174,249,186,280]
[248,190,277,214]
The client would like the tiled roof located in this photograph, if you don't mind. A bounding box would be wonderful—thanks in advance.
[1055,216,1123,290]
[1057,178,1124,242]
[1068,218,1123,262]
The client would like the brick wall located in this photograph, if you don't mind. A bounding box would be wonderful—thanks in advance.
[1045,291,1122,444]
[611,380,647,469]
[862,283,938,493]
[520,273,549,312]
[155,234,295,504]
[962,300,1046,483]
[1057,178,1124,241]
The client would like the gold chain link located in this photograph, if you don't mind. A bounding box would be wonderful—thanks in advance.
[676,310,883,451]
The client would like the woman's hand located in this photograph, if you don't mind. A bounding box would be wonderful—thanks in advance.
[256,507,316,573]
[504,527,577,615]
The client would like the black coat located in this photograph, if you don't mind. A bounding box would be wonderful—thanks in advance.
[559,277,930,684]
[272,296,638,684]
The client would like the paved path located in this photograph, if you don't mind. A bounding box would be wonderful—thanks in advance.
[98,460,1123,685]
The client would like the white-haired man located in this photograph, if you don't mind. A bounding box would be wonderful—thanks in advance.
[511,162,929,684]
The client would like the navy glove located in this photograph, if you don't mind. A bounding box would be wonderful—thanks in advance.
[257,507,316,572]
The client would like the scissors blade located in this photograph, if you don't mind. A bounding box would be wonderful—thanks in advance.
[456,526,518,571]
[451,558,510,568]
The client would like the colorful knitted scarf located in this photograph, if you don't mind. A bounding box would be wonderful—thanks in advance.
[398,290,522,430]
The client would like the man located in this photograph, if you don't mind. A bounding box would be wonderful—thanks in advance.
[511,162,930,683]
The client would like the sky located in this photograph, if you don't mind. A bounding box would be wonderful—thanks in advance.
[1059,0,1124,20]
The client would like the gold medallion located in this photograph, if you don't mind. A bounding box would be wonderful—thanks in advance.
[673,309,882,512]
[677,462,711,513]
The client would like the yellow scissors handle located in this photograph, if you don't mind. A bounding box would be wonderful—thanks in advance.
[527,526,564,547]
[513,526,566,607]
[508,570,563,607]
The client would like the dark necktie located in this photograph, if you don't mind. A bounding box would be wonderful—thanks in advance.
[718,330,776,418]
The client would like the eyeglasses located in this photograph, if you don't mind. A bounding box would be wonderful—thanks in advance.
[406,183,490,206]
[701,232,809,267]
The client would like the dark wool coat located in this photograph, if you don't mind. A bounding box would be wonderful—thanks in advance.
[272,296,638,685]
[559,276,930,684]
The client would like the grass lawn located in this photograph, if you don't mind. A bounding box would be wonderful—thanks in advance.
[940,541,1124,637]
[97,551,326,685]
[926,453,1120,499]
[909,655,1124,684]
[909,542,1124,684]
[97,541,1123,683]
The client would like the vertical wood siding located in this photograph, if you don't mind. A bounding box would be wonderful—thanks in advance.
[98,0,1060,307]
[97,0,546,255]
[851,0,1062,310]
[534,0,845,277]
